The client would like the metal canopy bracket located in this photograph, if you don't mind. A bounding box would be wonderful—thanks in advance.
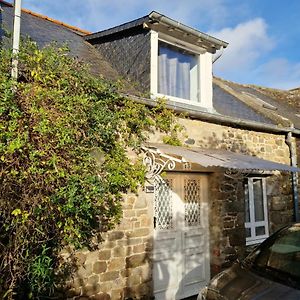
[142,146,186,183]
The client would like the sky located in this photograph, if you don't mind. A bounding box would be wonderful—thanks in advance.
[18,0,300,90]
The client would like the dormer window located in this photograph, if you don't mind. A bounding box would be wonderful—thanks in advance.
[158,41,199,102]
[86,11,228,111]
[150,31,216,110]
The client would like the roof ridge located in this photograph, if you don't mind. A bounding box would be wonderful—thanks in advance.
[21,8,91,35]
[0,0,12,7]
[214,76,286,92]
[0,0,91,35]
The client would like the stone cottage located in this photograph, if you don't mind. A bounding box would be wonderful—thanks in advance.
[1,2,300,299]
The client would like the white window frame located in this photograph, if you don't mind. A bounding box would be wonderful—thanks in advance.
[150,30,213,110]
[245,177,269,246]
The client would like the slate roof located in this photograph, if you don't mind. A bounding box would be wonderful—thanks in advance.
[0,1,299,133]
[0,0,119,80]
[212,82,274,125]
[213,78,300,130]
[252,86,300,125]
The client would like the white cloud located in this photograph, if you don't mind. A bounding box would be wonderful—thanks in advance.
[254,58,300,89]
[210,18,274,76]
[209,18,300,89]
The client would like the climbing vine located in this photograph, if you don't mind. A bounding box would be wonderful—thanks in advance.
[0,40,182,299]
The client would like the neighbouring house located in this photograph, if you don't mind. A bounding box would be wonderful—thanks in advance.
[1,2,300,299]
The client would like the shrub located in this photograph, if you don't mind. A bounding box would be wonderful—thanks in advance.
[0,40,181,299]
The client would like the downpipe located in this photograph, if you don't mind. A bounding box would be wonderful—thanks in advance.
[286,132,299,222]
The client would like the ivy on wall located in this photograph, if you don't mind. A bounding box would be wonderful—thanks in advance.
[0,40,181,299]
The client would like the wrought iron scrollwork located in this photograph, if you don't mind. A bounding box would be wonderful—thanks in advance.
[223,168,264,181]
[143,150,176,183]
[142,147,182,183]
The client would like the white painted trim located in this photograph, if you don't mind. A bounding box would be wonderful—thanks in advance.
[158,32,206,55]
[155,93,203,106]
[150,30,159,97]
[262,179,269,239]
[199,52,213,109]
[245,177,269,246]
[150,30,214,109]
[246,237,268,246]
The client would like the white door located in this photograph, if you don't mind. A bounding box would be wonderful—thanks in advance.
[153,173,210,300]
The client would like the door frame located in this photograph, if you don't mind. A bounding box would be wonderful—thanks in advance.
[152,172,210,300]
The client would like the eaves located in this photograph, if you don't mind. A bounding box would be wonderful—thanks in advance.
[124,93,300,137]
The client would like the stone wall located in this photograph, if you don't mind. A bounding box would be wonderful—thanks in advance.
[208,171,245,274]
[152,118,291,164]
[163,118,293,276]
[208,171,293,276]
[65,191,153,299]
[66,118,296,298]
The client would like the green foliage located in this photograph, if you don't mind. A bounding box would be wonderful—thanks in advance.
[0,40,181,299]
[28,246,55,297]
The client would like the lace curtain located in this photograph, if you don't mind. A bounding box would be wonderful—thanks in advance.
[158,41,197,100]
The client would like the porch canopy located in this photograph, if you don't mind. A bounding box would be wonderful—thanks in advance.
[143,143,300,172]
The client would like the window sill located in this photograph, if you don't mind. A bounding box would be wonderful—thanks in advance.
[151,94,216,114]
[246,235,268,246]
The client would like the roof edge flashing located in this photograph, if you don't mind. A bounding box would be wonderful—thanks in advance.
[85,11,228,50]
[148,11,228,50]
[85,15,150,41]
[0,0,12,7]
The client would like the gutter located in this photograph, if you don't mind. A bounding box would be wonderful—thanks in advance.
[148,11,228,50]
[212,47,224,64]
[124,93,300,136]
[286,132,299,222]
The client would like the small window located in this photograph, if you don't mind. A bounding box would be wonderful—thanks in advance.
[245,178,269,245]
[158,41,199,102]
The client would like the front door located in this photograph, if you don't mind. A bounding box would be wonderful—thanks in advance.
[153,173,210,300]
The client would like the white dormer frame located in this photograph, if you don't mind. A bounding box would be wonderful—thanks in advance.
[150,30,213,110]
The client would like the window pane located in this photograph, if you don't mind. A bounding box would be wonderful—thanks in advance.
[244,181,250,222]
[253,179,264,222]
[158,41,198,101]
[255,226,265,236]
[246,227,251,238]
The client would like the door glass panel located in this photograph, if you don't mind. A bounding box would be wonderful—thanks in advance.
[184,178,201,227]
[253,179,264,222]
[154,179,173,230]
